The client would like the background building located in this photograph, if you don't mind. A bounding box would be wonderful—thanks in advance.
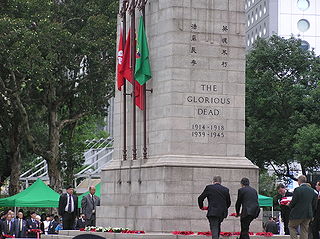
[246,0,320,55]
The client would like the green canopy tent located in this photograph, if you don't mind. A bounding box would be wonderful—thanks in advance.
[0,178,60,208]
[258,194,274,216]
[78,183,101,208]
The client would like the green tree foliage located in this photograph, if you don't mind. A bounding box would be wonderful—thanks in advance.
[246,35,320,176]
[0,0,117,192]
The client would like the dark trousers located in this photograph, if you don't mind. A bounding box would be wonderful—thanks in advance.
[240,215,255,239]
[62,212,76,230]
[312,218,320,239]
[17,231,26,238]
[284,218,290,235]
[85,214,96,227]
[208,216,223,239]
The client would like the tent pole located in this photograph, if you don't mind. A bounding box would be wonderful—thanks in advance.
[14,207,17,216]
[272,206,274,217]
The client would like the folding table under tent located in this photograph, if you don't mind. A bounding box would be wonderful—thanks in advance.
[0,178,60,208]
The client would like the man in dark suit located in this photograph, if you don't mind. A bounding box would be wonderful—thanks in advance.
[198,176,231,239]
[26,212,40,238]
[2,213,15,238]
[58,185,78,230]
[235,178,260,239]
[75,214,86,229]
[81,186,101,226]
[312,181,320,239]
[264,217,279,234]
[14,211,27,238]
[276,183,293,235]
[288,175,317,239]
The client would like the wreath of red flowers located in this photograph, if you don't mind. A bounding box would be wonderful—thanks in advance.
[3,235,15,238]
[122,230,145,234]
[172,231,195,235]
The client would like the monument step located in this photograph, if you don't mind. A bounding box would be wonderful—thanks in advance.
[53,230,290,239]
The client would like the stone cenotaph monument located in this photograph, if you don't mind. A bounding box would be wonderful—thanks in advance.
[97,0,260,232]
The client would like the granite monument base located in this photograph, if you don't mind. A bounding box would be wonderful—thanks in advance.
[96,157,261,232]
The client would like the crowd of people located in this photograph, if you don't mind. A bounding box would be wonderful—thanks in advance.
[276,176,319,239]
[198,175,320,239]
[0,185,100,238]
[0,210,62,238]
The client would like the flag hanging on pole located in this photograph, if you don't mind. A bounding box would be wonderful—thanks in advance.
[122,29,144,110]
[117,25,124,91]
[135,16,152,85]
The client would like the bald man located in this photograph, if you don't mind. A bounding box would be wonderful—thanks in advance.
[81,186,100,226]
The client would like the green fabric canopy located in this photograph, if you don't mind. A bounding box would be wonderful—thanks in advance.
[0,178,60,208]
[78,183,101,208]
[258,194,273,207]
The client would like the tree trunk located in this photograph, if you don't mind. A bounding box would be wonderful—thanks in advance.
[47,93,63,193]
[8,122,22,196]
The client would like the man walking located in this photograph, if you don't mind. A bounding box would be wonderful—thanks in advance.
[235,178,260,239]
[288,175,317,239]
[277,183,293,235]
[14,211,27,238]
[81,186,101,226]
[312,181,320,239]
[58,185,78,230]
[198,176,231,239]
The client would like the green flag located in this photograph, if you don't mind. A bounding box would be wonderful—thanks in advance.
[135,16,152,85]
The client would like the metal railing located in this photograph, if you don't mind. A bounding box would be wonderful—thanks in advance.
[19,138,114,188]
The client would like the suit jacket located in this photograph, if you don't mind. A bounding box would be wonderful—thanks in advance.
[26,218,40,230]
[75,218,86,229]
[314,192,320,221]
[1,220,15,236]
[235,186,260,218]
[198,183,231,218]
[289,184,317,220]
[58,193,78,216]
[81,194,101,219]
[14,218,27,237]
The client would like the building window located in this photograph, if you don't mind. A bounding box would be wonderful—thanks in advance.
[297,19,310,32]
[248,16,251,26]
[259,5,262,17]
[251,12,254,23]
[248,0,251,7]
[259,26,262,37]
[300,40,310,50]
[263,1,267,14]
[247,39,250,47]
[263,23,267,35]
[297,0,310,11]
[255,8,258,20]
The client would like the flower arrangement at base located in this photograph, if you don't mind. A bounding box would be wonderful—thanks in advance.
[198,231,212,236]
[82,226,142,233]
[255,232,273,237]
[172,231,195,235]
[3,235,15,238]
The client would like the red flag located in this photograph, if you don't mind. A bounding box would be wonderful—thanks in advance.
[122,29,144,110]
[117,27,124,91]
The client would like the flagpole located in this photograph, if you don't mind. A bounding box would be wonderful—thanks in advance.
[130,0,137,160]
[141,0,148,160]
[121,0,128,161]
